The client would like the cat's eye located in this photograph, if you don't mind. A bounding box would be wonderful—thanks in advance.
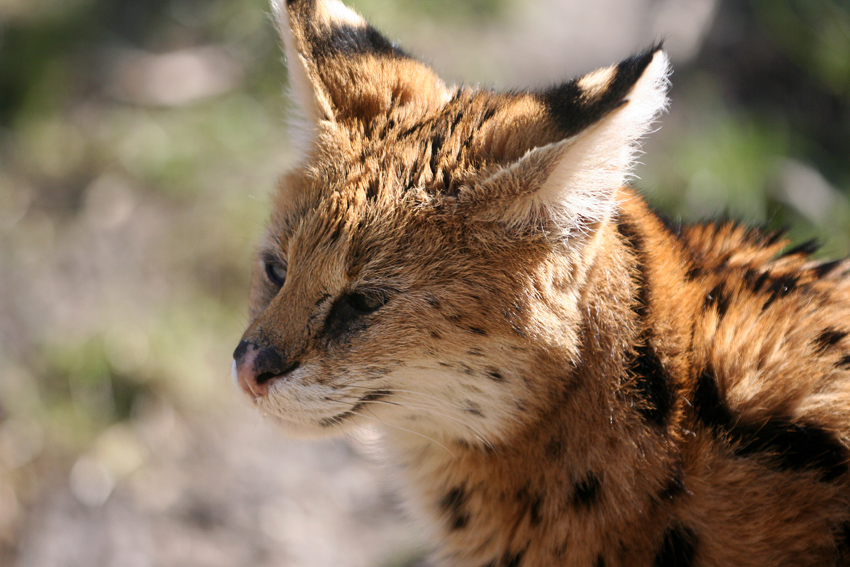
[346,291,387,313]
[264,260,287,288]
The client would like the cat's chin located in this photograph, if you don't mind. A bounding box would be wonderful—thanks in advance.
[259,412,346,439]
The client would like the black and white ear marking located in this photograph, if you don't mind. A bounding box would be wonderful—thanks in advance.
[270,0,450,155]
[462,49,671,241]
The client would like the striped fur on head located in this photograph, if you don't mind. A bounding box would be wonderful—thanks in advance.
[233,2,850,566]
[271,0,669,241]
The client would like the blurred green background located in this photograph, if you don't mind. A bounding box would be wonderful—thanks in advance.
[1,0,848,565]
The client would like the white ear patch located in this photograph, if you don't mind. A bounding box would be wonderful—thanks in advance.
[270,0,341,156]
[469,50,671,241]
[577,66,618,101]
[317,0,367,28]
[532,50,671,237]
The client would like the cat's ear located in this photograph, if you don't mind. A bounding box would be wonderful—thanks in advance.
[272,0,450,146]
[462,48,670,241]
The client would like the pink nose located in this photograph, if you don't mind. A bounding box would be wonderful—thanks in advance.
[232,340,298,397]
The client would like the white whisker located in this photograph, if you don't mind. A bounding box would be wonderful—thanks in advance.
[346,409,458,459]
[352,394,496,452]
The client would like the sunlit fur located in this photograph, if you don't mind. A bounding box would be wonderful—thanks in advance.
[236,1,850,565]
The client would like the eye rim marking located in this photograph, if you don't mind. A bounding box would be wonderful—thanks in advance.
[323,288,395,342]
[346,290,389,313]
[263,255,288,288]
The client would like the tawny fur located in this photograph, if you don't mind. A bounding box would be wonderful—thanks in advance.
[234,1,850,565]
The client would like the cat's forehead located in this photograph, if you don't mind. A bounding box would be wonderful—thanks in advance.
[313,88,511,200]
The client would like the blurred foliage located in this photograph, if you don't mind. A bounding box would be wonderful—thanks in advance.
[641,0,850,257]
[0,0,849,563]
[356,0,507,23]
[754,0,850,96]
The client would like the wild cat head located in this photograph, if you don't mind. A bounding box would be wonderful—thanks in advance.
[233,0,669,442]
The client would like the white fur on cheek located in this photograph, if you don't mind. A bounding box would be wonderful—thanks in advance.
[231,359,239,387]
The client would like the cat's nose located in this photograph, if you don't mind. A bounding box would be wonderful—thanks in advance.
[232,340,299,397]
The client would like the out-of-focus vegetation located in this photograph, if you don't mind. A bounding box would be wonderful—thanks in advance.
[0,0,848,565]
[644,0,850,256]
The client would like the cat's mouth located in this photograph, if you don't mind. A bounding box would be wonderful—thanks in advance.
[316,389,392,429]
[233,360,391,435]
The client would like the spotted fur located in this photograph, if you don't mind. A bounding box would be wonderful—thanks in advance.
[232,1,850,565]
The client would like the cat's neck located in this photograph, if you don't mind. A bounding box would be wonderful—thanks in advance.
[380,206,692,563]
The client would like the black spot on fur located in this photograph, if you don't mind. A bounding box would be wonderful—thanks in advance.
[545,436,564,460]
[358,389,391,404]
[443,312,463,325]
[467,348,485,357]
[691,369,734,432]
[764,227,790,247]
[478,106,498,128]
[572,472,601,508]
[813,328,848,353]
[465,402,485,418]
[762,274,799,310]
[837,355,850,369]
[425,294,441,309]
[733,417,849,481]
[780,239,821,258]
[744,269,771,294]
[594,556,606,567]
[501,550,525,567]
[429,132,444,173]
[659,470,688,501]
[449,109,465,134]
[430,331,443,340]
[440,485,470,531]
[631,343,674,426]
[813,259,842,279]
[654,525,697,567]
[468,326,488,336]
[703,283,730,319]
[486,369,505,382]
[693,369,848,481]
[684,264,703,280]
[529,493,543,526]
[365,178,379,201]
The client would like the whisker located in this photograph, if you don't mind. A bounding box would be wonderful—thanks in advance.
[346,385,472,413]
[356,396,496,452]
[346,409,458,459]
[322,389,496,451]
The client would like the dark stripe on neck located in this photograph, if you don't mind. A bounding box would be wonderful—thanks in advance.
[617,218,675,427]
[693,367,849,481]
